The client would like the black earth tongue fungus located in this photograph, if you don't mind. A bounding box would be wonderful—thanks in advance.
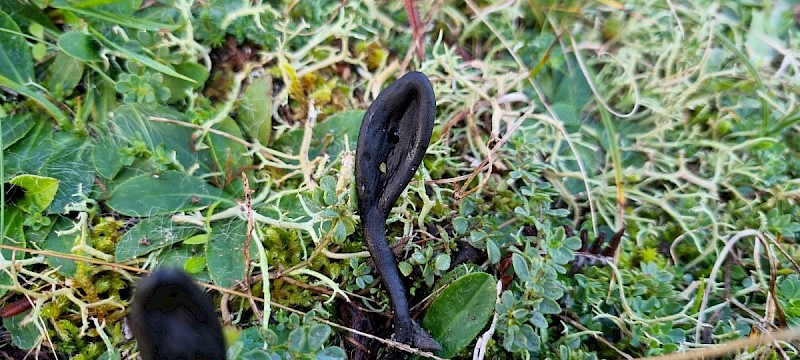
[355,71,442,352]
[129,269,226,360]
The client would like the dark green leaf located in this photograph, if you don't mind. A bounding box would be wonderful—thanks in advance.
[88,27,194,83]
[0,9,33,84]
[27,216,76,276]
[152,247,212,283]
[511,253,529,280]
[317,346,346,360]
[162,61,209,103]
[529,311,547,329]
[112,104,226,177]
[4,120,93,214]
[47,51,84,99]
[3,312,42,350]
[86,73,117,124]
[422,272,497,358]
[206,219,257,288]
[287,328,306,353]
[0,2,57,31]
[58,31,102,62]
[273,110,364,160]
[538,297,561,315]
[53,5,180,31]
[1,112,35,150]
[0,74,69,126]
[1,206,26,268]
[206,117,251,194]
[115,216,202,261]
[106,171,231,216]
[92,136,127,179]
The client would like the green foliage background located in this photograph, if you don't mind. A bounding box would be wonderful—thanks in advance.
[1,0,800,359]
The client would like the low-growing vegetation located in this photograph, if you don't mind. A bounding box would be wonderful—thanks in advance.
[1,0,799,359]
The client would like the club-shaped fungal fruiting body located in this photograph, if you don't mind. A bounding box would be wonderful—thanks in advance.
[129,269,226,360]
[355,71,442,352]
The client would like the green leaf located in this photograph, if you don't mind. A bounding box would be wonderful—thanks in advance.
[529,311,547,329]
[92,136,127,179]
[113,104,190,150]
[107,171,231,216]
[0,9,33,84]
[88,27,194,83]
[238,75,273,144]
[486,239,501,265]
[47,51,84,100]
[53,5,180,32]
[27,216,76,276]
[452,217,468,235]
[305,323,331,350]
[511,253,529,280]
[549,54,591,131]
[0,2,57,32]
[1,207,25,244]
[85,73,117,124]
[287,327,306,352]
[4,120,93,213]
[162,61,209,103]
[206,218,257,288]
[58,31,102,62]
[183,233,210,245]
[112,104,228,178]
[745,8,790,67]
[332,220,346,243]
[538,297,561,315]
[1,206,27,270]
[206,117,251,194]
[317,346,346,360]
[422,272,497,358]
[8,175,59,213]
[778,275,800,300]
[31,42,46,60]
[3,312,43,350]
[155,247,212,283]
[1,112,35,150]
[398,261,412,277]
[0,74,69,126]
[184,256,207,274]
[115,216,202,261]
[273,110,364,160]
[434,253,451,271]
